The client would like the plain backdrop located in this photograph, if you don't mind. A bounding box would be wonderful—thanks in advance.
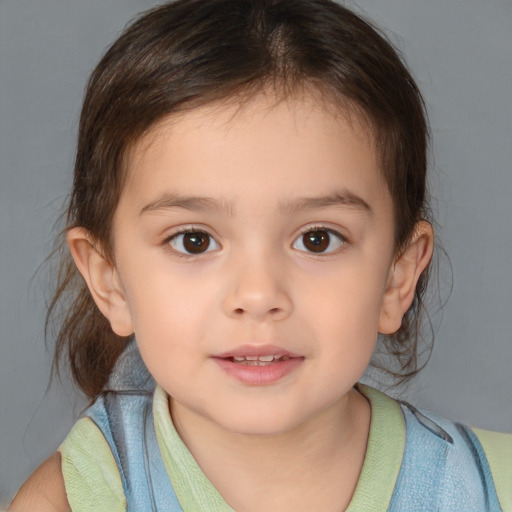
[1,0,511,502]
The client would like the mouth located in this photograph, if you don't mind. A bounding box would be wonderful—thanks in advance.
[212,346,304,385]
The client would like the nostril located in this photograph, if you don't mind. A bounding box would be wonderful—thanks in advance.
[233,308,244,315]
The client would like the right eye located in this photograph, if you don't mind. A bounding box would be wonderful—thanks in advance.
[168,230,220,255]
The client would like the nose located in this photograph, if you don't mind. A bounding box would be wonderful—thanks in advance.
[222,254,293,322]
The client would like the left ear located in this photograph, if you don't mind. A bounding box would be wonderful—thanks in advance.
[379,221,434,334]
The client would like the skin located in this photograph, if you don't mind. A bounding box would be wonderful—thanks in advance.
[12,93,433,511]
[9,454,68,512]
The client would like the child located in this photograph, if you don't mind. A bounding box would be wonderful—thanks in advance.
[10,0,511,511]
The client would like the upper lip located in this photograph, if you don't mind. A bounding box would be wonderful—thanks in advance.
[214,344,302,359]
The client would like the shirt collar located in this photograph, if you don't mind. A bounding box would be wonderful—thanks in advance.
[153,384,405,512]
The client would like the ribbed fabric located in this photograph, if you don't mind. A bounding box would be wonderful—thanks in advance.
[473,428,512,511]
[153,386,234,511]
[346,385,405,511]
[59,418,126,512]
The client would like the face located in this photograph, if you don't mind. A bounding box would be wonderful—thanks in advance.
[109,94,398,436]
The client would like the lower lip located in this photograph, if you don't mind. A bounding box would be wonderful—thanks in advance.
[212,357,304,385]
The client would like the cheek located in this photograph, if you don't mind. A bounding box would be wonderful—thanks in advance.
[298,261,388,350]
[303,258,388,313]
[120,257,215,326]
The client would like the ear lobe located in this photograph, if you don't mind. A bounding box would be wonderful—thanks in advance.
[378,221,434,334]
[67,227,134,337]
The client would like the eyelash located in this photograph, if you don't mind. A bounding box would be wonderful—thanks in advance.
[292,226,347,255]
[163,227,220,257]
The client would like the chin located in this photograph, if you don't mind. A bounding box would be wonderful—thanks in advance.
[214,409,308,438]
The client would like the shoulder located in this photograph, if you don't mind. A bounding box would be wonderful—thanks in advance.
[359,386,511,511]
[57,389,161,511]
[59,415,126,512]
[398,401,511,511]
[9,453,69,512]
[471,427,512,511]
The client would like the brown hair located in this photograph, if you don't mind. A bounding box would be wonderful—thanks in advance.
[49,0,431,399]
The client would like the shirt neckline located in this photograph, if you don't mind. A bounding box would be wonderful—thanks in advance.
[153,384,405,512]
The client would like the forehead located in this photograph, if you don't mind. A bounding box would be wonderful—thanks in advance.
[121,92,388,214]
[128,87,377,163]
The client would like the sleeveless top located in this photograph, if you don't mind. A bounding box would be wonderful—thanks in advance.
[59,344,512,511]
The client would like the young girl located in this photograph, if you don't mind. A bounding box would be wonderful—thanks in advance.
[10,0,511,510]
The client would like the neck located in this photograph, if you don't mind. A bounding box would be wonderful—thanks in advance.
[170,388,371,512]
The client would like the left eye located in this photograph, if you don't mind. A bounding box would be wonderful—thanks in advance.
[168,231,220,255]
[292,229,345,254]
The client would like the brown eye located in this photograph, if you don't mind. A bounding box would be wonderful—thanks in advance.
[183,232,210,253]
[303,231,329,252]
[169,231,219,255]
[293,229,344,254]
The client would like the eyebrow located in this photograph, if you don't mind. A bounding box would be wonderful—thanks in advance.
[139,190,371,216]
[140,193,235,216]
[279,191,372,214]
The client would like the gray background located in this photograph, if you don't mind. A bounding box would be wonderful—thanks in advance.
[1,0,511,503]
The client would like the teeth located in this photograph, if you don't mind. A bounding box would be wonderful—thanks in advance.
[231,355,282,362]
